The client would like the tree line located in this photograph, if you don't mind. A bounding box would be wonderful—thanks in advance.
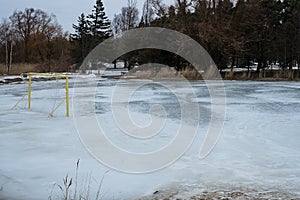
[0,0,299,74]
[113,0,300,72]
[0,8,70,73]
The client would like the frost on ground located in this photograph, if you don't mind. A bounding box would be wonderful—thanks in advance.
[0,76,300,199]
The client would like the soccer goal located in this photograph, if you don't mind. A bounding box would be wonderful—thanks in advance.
[12,72,70,117]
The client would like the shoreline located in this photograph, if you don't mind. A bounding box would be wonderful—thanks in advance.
[138,187,300,200]
[1,71,300,85]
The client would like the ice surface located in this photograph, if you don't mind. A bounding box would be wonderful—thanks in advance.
[0,77,300,199]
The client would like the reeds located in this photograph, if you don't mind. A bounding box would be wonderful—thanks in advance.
[48,159,110,200]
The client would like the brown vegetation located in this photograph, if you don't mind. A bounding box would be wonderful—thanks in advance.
[0,62,71,75]
[0,8,70,75]
[223,69,300,81]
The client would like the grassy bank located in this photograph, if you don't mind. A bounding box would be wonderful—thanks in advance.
[222,69,300,81]
[126,65,300,81]
[0,63,72,75]
[2,63,300,82]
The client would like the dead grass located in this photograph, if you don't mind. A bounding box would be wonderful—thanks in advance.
[0,62,71,75]
[223,69,300,81]
[48,159,110,200]
[126,65,203,80]
[180,66,203,80]
[0,63,39,75]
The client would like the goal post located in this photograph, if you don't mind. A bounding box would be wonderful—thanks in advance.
[13,72,70,117]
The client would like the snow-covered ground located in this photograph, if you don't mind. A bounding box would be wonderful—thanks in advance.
[0,76,300,199]
[222,64,299,72]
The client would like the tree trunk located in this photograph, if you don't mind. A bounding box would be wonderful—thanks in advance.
[5,34,9,73]
[9,40,13,74]
[256,42,264,72]
[231,56,235,69]
[24,40,29,63]
[124,59,127,69]
[113,60,117,69]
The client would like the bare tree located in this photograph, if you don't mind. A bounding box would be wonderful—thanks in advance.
[10,8,34,62]
[112,14,123,35]
[9,35,13,73]
[141,0,154,25]
[112,0,139,35]
[9,8,62,63]
[0,18,14,74]
[175,0,192,16]
[151,0,168,18]
[123,0,139,30]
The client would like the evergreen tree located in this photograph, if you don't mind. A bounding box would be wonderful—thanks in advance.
[280,0,300,69]
[70,0,112,64]
[70,13,92,63]
[72,13,89,39]
[87,0,112,43]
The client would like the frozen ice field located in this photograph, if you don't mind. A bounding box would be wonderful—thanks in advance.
[0,76,300,199]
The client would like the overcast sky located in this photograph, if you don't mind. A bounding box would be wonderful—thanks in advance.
[0,0,174,34]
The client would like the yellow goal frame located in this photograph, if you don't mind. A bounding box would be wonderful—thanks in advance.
[12,72,69,117]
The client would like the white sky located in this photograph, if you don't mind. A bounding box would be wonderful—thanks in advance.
[0,0,175,33]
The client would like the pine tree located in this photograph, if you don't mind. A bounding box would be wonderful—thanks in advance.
[72,13,89,39]
[87,0,112,43]
[280,0,300,69]
[70,0,112,64]
[70,13,92,63]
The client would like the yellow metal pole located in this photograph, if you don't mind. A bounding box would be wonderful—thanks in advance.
[48,99,65,118]
[12,94,27,110]
[66,75,69,117]
[28,74,32,109]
